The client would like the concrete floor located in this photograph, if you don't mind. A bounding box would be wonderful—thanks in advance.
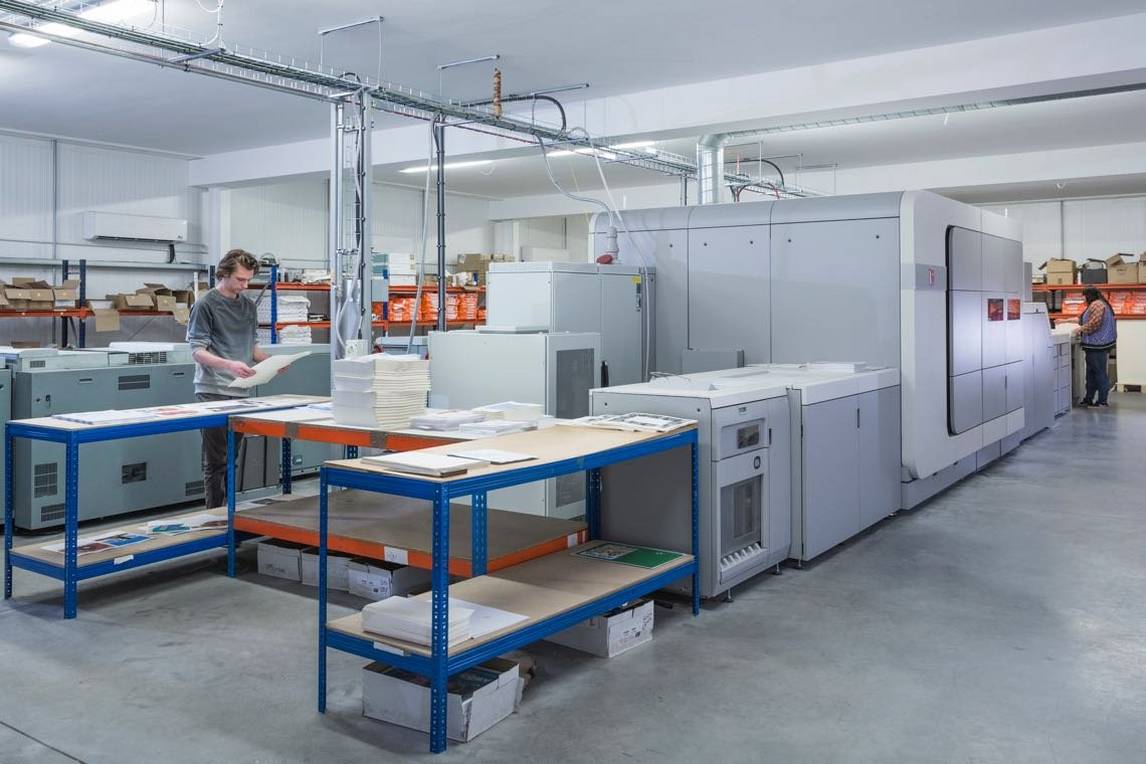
[2,397,1146,763]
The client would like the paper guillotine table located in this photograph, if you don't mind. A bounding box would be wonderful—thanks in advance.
[318,423,700,754]
[3,394,322,619]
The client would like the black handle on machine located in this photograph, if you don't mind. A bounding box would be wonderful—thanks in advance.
[601,361,610,388]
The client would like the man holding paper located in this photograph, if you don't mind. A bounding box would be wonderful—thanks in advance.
[186,249,268,508]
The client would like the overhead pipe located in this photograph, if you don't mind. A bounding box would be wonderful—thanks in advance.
[696,134,729,205]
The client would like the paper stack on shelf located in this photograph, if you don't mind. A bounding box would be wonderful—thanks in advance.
[259,326,313,345]
[332,354,430,429]
[360,452,488,477]
[257,294,310,324]
[458,420,530,437]
[472,401,544,422]
[361,597,474,647]
[409,409,487,431]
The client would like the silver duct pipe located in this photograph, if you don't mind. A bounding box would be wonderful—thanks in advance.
[696,134,729,205]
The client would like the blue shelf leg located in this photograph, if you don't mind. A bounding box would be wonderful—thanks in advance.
[691,440,700,617]
[585,468,602,540]
[429,486,450,754]
[471,491,487,576]
[64,435,79,619]
[281,437,293,495]
[4,427,14,600]
[318,468,329,713]
[226,427,237,578]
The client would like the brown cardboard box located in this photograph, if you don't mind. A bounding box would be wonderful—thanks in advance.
[1109,263,1139,284]
[154,295,178,312]
[171,289,195,306]
[172,305,190,325]
[1138,263,1146,284]
[18,280,55,302]
[1047,272,1076,286]
[92,309,121,332]
[109,293,154,309]
[1043,258,1077,274]
[54,279,80,301]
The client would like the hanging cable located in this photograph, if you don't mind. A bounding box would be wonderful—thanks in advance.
[407,120,436,353]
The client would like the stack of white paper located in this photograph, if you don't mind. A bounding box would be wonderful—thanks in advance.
[361,452,488,477]
[409,410,487,431]
[258,325,313,346]
[257,294,310,324]
[361,597,474,647]
[457,420,530,437]
[331,354,430,430]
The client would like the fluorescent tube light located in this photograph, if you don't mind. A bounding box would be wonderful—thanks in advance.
[399,160,493,173]
[546,148,617,161]
[81,0,156,22]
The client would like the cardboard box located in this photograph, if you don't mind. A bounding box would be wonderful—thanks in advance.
[256,539,305,581]
[1108,263,1139,284]
[1080,267,1108,284]
[109,293,154,309]
[546,599,654,658]
[1046,272,1076,286]
[300,547,352,591]
[1043,258,1077,274]
[154,295,178,312]
[1138,262,1146,284]
[347,559,431,601]
[91,308,121,333]
[363,658,523,743]
[171,289,195,306]
[53,279,80,302]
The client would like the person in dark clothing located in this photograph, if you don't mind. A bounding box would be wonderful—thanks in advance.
[186,249,267,508]
[1074,286,1117,407]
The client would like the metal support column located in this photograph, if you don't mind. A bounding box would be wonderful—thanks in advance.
[281,437,292,494]
[78,259,87,348]
[60,259,70,347]
[63,436,79,619]
[269,264,279,344]
[329,95,374,363]
[585,468,602,540]
[4,426,13,600]
[318,467,329,713]
[434,119,447,333]
[226,427,237,577]
[691,441,700,616]
[471,490,487,576]
[429,486,450,753]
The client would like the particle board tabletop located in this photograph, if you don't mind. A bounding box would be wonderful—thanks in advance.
[326,424,696,485]
[232,491,587,575]
[9,394,326,432]
[12,508,228,569]
[326,541,694,657]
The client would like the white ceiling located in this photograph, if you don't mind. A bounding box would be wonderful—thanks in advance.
[1,0,1144,155]
[371,89,1146,199]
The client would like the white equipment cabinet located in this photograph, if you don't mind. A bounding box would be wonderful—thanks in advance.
[428,330,601,518]
[486,262,654,386]
[590,363,901,595]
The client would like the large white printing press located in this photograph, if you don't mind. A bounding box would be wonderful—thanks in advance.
[419,189,1063,598]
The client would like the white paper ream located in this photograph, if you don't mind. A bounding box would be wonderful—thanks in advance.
[227,351,310,389]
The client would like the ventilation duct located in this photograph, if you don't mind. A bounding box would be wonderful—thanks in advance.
[696,134,729,205]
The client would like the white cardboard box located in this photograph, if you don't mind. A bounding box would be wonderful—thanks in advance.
[256,540,305,582]
[546,599,654,658]
[347,559,431,601]
[300,548,353,591]
[362,658,522,743]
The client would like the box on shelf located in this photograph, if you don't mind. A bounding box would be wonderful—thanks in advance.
[1042,258,1078,274]
[1108,260,1140,284]
[363,657,523,743]
[545,599,654,658]
[53,279,81,306]
[1046,272,1076,286]
[109,292,154,310]
[1080,260,1107,284]
[5,279,56,310]
[347,558,431,601]
[136,283,179,311]
[300,547,352,591]
[256,539,306,581]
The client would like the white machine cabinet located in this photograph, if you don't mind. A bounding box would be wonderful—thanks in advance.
[486,262,654,386]
[428,329,602,518]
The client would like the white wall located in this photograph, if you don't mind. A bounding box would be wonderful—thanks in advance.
[0,132,205,346]
[224,178,494,269]
[982,196,1146,264]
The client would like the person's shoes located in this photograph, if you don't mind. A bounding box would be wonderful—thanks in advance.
[1098,401,1109,407]
[1079,400,1093,407]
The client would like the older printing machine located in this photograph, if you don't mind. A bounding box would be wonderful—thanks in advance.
[3,343,334,530]
[592,363,900,598]
[592,190,1033,510]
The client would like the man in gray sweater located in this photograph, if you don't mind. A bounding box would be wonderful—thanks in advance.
[186,249,269,508]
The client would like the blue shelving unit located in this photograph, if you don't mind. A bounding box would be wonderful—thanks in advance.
[317,426,700,754]
[4,398,316,618]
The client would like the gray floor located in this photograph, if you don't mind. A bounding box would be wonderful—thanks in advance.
[3,397,1146,764]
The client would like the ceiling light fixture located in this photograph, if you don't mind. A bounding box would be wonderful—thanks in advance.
[399,159,493,174]
[547,147,618,161]
[8,1,154,49]
[609,141,655,149]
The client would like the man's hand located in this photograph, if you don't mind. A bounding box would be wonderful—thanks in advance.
[227,360,256,378]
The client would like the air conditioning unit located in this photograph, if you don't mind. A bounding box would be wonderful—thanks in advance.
[82,212,188,243]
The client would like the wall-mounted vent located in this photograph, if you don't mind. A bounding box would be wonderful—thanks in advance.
[33,462,58,498]
[118,374,151,391]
